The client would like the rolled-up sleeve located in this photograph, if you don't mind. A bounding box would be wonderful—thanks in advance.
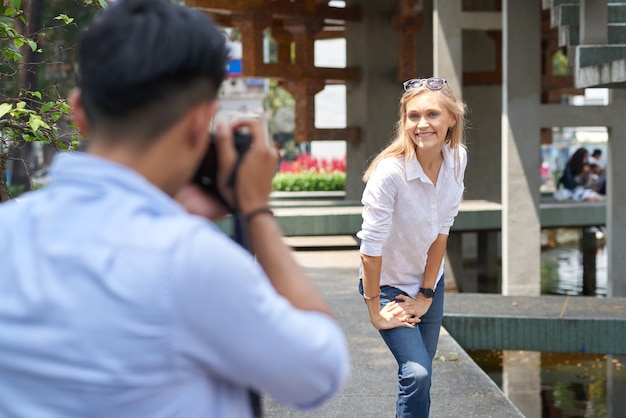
[439,147,468,235]
[170,226,350,410]
[357,160,400,256]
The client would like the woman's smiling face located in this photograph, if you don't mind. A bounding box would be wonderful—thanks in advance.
[404,90,456,152]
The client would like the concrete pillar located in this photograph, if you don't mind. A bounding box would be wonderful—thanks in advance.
[463,86,502,201]
[433,0,462,97]
[607,355,626,417]
[344,0,401,201]
[432,0,466,289]
[501,0,541,296]
[502,351,541,418]
[607,89,626,297]
[580,0,608,45]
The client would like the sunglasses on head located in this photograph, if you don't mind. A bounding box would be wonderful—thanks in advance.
[403,77,447,92]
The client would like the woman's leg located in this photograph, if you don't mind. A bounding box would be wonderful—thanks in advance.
[375,279,445,418]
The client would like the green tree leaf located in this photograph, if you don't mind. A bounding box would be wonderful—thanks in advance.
[13,37,25,49]
[54,14,74,24]
[28,91,42,100]
[0,103,12,119]
[28,114,50,132]
[40,102,53,113]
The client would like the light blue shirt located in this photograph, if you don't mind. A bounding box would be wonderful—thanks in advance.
[0,152,349,418]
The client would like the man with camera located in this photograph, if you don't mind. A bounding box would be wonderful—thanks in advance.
[0,1,349,417]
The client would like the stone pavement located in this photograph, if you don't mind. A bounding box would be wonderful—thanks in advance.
[261,248,524,418]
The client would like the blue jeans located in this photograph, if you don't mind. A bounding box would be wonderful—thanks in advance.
[359,278,445,418]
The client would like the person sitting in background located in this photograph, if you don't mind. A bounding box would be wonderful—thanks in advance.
[588,148,603,167]
[557,147,603,201]
[586,163,602,191]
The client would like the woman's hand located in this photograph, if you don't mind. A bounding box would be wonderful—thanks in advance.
[369,300,419,330]
[369,294,432,330]
[392,294,432,321]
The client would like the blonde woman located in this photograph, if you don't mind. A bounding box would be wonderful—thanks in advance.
[357,77,467,417]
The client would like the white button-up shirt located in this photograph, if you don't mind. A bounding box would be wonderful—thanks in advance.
[358,145,467,298]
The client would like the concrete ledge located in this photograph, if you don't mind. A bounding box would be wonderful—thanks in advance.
[540,201,606,227]
[443,293,626,355]
[431,328,524,418]
[216,199,606,236]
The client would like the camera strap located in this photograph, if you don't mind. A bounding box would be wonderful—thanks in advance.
[228,156,263,417]
[230,212,263,417]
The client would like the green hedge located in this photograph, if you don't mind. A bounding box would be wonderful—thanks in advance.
[272,171,345,192]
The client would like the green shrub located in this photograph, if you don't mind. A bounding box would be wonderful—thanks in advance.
[272,170,345,192]
[7,182,46,198]
[8,184,25,198]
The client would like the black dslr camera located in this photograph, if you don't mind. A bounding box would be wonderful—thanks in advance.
[192,131,252,207]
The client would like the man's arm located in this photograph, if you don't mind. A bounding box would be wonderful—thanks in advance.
[247,212,334,316]
[177,119,334,317]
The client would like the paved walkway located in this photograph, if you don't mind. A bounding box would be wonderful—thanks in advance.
[262,248,523,418]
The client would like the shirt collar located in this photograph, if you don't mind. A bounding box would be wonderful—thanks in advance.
[405,145,455,182]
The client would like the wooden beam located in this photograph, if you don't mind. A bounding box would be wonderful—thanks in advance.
[186,0,263,13]
[188,0,360,22]
[233,62,360,84]
[188,0,363,146]
[393,0,422,82]
[309,127,361,143]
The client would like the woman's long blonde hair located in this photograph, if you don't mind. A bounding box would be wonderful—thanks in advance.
[363,83,467,182]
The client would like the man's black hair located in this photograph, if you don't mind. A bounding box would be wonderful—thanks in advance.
[77,0,229,142]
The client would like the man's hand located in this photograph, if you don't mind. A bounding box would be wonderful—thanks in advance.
[212,119,278,215]
[175,184,229,221]
[176,118,278,219]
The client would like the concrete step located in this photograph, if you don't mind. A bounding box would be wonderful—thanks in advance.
[550,3,626,29]
[575,44,626,66]
[574,54,626,87]
[542,0,579,11]
[544,1,626,87]
[572,43,626,88]
[559,23,626,47]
